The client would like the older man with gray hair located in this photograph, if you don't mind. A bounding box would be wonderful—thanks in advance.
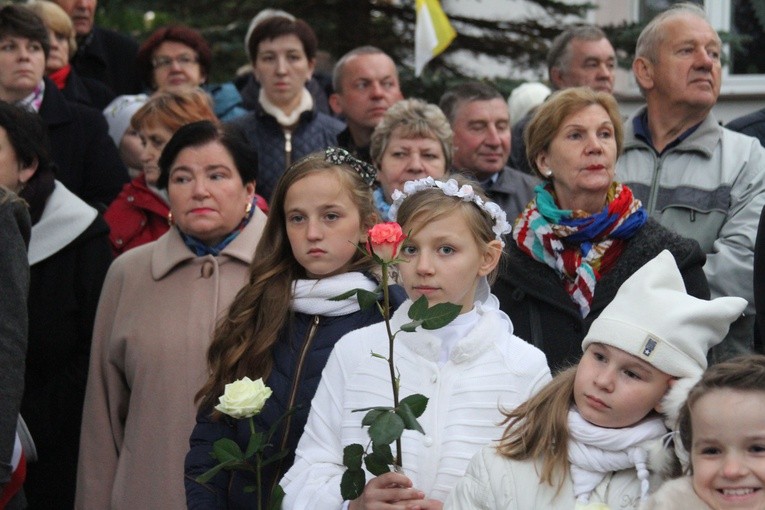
[616,2,765,359]
[439,81,538,223]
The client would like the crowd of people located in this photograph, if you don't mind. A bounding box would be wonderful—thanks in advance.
[2,1,765,509]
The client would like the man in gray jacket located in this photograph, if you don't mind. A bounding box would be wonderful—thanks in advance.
[440,81,538,224]
[616,3,765,359]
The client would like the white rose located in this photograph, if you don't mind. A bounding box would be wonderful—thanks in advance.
[215,376,273,419]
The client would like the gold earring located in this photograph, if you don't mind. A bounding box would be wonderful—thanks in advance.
[245,201,253,215]
[167,211,174,226]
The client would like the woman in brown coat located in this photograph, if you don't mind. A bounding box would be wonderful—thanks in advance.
[76,122,267,509]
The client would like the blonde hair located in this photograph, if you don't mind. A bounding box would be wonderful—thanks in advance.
[370,98,453,170]
[196,152,378,413]
[525,87,623,178]
[25,0,76,58]
[496,367,577,491]
[393,173,502,283]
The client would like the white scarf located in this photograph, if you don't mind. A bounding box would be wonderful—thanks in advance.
[567,408,666,506]
[292,272,378,316]
[259,87,313,127]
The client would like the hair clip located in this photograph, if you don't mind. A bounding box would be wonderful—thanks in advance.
[324,147,376,186]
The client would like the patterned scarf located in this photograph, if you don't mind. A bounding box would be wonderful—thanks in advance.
[513,182,647,317]
[179,198,256,256]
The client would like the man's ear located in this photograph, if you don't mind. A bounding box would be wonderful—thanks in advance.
[329,93,343,116]
[633,57,654,92]
[478,239,502,277]
[549,67,566,90]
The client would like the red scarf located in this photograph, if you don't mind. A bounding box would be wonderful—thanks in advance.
[48,65,71,90]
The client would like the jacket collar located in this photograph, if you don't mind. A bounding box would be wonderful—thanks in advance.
[150,207,267,280]
[624,106,721,159]
[391,300,500,363]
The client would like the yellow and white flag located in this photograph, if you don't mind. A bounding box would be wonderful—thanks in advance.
[414,0,456,76]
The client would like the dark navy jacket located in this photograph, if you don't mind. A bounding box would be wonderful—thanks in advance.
[184,281,406,509]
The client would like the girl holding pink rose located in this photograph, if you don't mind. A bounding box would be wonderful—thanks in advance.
[185,148,406,509]
[281,175,551,510]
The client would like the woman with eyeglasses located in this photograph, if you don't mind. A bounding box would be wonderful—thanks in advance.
[132,25,247,122]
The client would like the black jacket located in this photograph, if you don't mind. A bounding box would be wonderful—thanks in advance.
[185,282,407,509]
[71,26,142,96]
[727,107,765,148]
[39,77,129,208]
[61,67,116,110]
[493,219,709,372]
[21,213,112,510]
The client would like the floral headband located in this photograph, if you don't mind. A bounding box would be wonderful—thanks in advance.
[324,147,376,186]
[388,177,512,247]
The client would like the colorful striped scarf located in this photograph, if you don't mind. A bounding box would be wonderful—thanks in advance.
[513,182,647,317]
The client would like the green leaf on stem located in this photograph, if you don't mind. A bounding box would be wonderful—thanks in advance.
[269,485,286,510]
[244,431,264,458]
[364,450,392,476]
[343,443,364,470]
[351,405,393,414]
[195,458,240,483]
[368,411,404,445]
[357,289,381,310]
[399,394,428,418]
[399,320,423,333]
[212,438,245,463]
[261,448,291,467]
[408,295,428,319]
[370,351,387,361]
[420,302,462,329]
[361,408,387,427]
[341,468,366,501]
[396,403,425,434]
[329,289,359,301]
[372,442,394,464]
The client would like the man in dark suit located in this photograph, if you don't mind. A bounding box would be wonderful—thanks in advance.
[52,0,142,95]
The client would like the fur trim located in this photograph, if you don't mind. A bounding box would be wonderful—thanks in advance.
[658,375,701,472]
[660,376,700,430]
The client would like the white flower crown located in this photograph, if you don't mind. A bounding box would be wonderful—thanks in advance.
[388,177,512,247]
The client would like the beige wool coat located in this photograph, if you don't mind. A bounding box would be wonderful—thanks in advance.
[76,210,266,510]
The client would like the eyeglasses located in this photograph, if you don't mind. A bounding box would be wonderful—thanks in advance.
[152,54,199,70]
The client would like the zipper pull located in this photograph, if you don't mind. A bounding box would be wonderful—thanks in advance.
[284,130,293,168]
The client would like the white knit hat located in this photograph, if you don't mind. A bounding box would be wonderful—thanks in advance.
[582,250,746,380]
[103,94,149,147]
[507,82,550,127]
[244,9,295,59]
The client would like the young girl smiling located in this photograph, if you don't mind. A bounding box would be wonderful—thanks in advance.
[184,148,405,509]
[281,175,551,509]
[644,355,765,510]
[445,250,746,509]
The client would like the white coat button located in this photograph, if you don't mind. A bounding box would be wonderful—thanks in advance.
[127,195,134,203]
[423,436,433,447]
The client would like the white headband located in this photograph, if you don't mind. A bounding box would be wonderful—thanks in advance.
[388,177,512,247]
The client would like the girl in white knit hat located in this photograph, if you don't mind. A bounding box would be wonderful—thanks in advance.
[445,250,747,510]
[643,355,765,510]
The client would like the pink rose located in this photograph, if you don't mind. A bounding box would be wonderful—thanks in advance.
[367,222,406,263]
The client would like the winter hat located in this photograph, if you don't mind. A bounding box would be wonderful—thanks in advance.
[244,9,295,60]
[103,94,149,147]
[507,82,550,127]
[582,250,746,380]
